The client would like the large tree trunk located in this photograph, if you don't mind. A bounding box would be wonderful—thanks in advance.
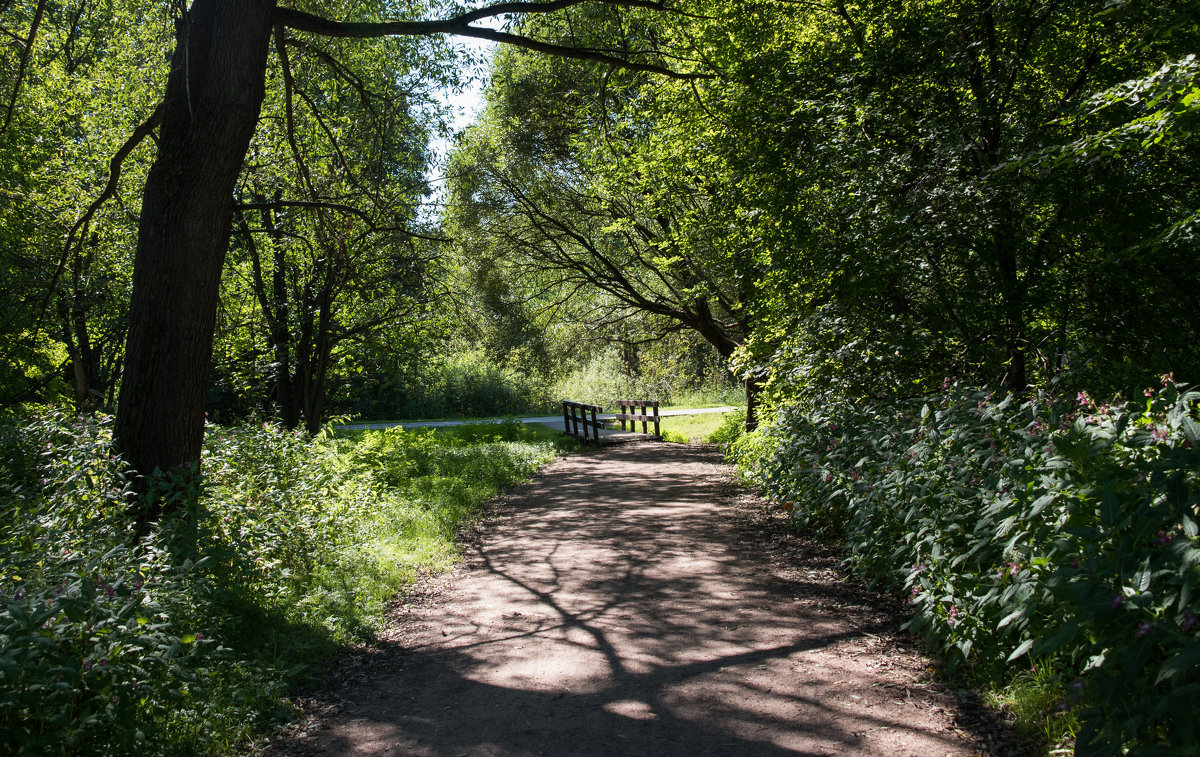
[114,0,276,509]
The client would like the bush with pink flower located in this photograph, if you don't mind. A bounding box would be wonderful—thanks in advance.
[732,379,1200,754]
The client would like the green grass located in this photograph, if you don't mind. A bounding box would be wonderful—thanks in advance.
[662,385,745,410]
[984,662,1079,754]
[658,411,741,444]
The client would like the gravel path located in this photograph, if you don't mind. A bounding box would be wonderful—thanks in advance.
[266,442,1001,756]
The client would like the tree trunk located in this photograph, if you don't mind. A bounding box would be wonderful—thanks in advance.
[994,210,1028,394]
[114,0,276,507]
[745,373,763,432]
[303,276,335,434]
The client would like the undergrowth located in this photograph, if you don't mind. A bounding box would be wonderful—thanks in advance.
[0,411,575,754]
[731,379,1200,755]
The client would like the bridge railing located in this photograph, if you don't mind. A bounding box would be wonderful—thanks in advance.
[562,401,604,445]
[561,399,661,444]
[614,399,660,437]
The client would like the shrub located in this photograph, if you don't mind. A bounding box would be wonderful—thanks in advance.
[1,411,574,753]
[707,408,747,448]
[0,412,234,754]
[731,380,1200,755]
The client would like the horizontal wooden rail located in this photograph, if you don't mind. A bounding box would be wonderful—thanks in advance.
[562,400,604,445]
[615,399,660,437]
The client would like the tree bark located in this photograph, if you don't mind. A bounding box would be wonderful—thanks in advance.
[114,0,276,504]
[745,373,763,432]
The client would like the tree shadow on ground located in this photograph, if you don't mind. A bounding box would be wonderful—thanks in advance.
[272,442,1021,756]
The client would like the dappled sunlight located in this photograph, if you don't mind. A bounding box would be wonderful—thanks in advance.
[274,442,979,756]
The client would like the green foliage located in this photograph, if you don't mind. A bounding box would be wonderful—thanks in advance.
[0,411,245,754]
[551,346,739,412]
[706,409,747,448]
[1,408,572,753]
[445,15,748,394]
[986,659,1080,752]
[0,0,171,407]
[336,340,740,423]
[733,381,1200,754]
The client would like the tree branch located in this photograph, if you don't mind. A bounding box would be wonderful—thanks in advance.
[234,200,450,241]
[2,0,47,133]
[275,1,709,79]
[43,103,165,327]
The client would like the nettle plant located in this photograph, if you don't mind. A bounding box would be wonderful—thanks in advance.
[0,411,217,754]
[733,379,1200,754]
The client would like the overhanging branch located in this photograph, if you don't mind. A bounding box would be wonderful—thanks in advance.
[235,200,450,242]
[42,102,165,327]
[275,1,710,80]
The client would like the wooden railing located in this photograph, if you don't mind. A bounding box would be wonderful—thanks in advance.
[561,399,661,444]
[615,399,660,437]
[562,401,604,445]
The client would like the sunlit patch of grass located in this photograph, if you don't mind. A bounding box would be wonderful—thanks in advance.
[985,662,1078,754]
[658,411,739,444]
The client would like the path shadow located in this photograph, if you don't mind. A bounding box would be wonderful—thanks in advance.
[273,442,990,756]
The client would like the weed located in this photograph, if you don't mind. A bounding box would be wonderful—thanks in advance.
[0,410,576,753]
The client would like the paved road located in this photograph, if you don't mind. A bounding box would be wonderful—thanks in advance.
[339,406,740,433]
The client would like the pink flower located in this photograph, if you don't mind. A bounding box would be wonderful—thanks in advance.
[948,605,958,618]
[1144,389,1154,398]
[1155,531,1171,546]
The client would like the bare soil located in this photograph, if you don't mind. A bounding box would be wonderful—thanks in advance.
[264,441,1021,756]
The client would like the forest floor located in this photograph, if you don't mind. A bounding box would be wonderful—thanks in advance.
[262,441,1026,756]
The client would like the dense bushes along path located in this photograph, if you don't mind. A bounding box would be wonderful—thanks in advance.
[267,441,1009,756]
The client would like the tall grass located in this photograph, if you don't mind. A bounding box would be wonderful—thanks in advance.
[0,410,576,754]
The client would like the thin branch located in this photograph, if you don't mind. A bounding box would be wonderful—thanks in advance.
[41,103,164,327]
[2,0,47,133]
[273,25,319,201]
[234,200,450,241]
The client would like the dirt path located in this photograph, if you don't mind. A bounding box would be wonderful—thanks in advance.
[267,442,999,756]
